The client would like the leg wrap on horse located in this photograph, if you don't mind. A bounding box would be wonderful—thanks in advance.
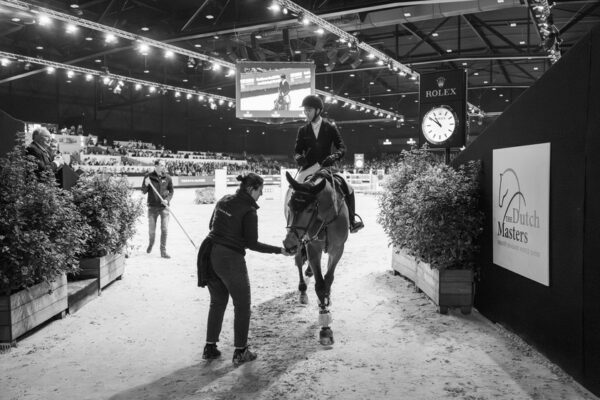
[318,309,333,326]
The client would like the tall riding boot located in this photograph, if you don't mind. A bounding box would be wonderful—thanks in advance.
[345,192,364,233]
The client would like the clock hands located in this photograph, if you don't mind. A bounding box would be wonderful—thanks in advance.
[429,116,442,127]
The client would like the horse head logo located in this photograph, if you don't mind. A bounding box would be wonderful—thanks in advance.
[436,76,446,88]
[498,168,526,222]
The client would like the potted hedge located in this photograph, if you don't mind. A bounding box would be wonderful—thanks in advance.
[378,147,484,314]
[71,173,143,293]
[0,138,90,346]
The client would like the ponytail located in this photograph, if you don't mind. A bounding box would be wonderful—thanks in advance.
[237,172,264,192]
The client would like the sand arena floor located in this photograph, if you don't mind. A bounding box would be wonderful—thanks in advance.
[0,188,597,400]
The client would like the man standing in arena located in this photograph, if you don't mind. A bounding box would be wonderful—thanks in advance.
[293,94,364,233]
[142,160,174,258]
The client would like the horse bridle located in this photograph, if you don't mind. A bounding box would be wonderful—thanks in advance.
[287,196,336,247]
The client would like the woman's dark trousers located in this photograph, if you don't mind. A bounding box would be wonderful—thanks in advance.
[206,243,251,348]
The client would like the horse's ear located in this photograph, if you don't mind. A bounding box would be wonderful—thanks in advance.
[286,171,301,191]
[309,178,327,194]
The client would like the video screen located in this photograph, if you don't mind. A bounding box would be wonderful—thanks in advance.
[236,61,314,121]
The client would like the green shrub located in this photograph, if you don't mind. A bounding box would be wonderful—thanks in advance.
[378,148,484,270]
[0,137,90,293]
[72,174,144,258]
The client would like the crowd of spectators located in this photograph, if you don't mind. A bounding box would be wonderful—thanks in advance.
[74,137,413,177]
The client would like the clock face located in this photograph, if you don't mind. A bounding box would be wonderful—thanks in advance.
[421,106,457,144]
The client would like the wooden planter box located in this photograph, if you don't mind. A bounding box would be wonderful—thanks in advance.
[0,274,68,345]
[391,246,473,314]
[78,253,125,294]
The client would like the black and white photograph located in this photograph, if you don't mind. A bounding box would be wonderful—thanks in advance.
[1,1,600,399]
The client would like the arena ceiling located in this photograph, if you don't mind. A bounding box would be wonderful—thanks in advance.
[0,0,599,132]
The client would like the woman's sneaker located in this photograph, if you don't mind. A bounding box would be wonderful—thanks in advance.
[232,347,257,366]
[202,343,221,360]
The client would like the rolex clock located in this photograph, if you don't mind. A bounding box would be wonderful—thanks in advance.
[421,105,457,145]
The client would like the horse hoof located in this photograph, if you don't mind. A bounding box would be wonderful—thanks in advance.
[299,292,308,304]
[319,328,334,346]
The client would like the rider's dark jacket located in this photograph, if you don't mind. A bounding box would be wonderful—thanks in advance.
[294,119,346,168]
[208,189,280,256]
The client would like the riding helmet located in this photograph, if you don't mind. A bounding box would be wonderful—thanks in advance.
[301,95,324,110]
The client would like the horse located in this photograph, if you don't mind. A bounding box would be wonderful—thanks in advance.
[283,170,349,345]
[498,168,526,223]
[273,93,291,111]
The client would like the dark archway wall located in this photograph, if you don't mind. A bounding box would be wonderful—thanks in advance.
[0,72,394,161]
[454,24,600,396]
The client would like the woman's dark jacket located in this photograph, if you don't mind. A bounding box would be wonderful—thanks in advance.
[197,190,279,287]
[294,119,346,167]
[209,189,280,255]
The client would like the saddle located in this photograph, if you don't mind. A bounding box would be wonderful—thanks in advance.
[307,169,349,197]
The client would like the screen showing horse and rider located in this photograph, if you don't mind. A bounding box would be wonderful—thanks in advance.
[235,61,314,120]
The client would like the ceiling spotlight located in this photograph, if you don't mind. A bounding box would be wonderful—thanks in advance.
[66,70,74,78]
[212,63,222,71]
[69,1,79,8]
[65,24,78,34]
[206,14,214,19]
[138,43,150,55]
[315,28,325,35]
[268,3,281,12]
[0,58,10,67]
[38,15,52,26]
[105,34,117,44]
[85,37,93,41]
[135,83,142,91]
[164,50,174,58]
[174,92,181,98]
[141,26,149,31]
[85,74,93,81]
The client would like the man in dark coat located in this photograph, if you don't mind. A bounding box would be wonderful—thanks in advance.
[26,127,64,173]
[141,159,174,258]
[293,95,364,233]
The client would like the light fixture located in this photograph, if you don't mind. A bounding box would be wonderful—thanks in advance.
[69,1,79,9]
[206,14,214,20]
[38,15,52,26]
[65,24,78,34]
[105,34,117,44]
[141,26,149,31]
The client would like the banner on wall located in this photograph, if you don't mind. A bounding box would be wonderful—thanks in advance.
[492,143,550,286]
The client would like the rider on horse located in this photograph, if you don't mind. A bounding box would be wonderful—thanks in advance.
[293,94,364,233]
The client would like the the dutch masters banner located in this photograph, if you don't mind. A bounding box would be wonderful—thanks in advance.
[492,143,550,286]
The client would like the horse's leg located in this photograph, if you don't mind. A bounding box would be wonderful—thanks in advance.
[305,244,334,345]
[296,250,309,304]
[323,244,345,306]
[300,245,312,278]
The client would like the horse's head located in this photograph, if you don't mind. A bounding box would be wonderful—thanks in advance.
[283,172,327,252]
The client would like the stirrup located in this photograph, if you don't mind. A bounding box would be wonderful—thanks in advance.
[350,214,364,233]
